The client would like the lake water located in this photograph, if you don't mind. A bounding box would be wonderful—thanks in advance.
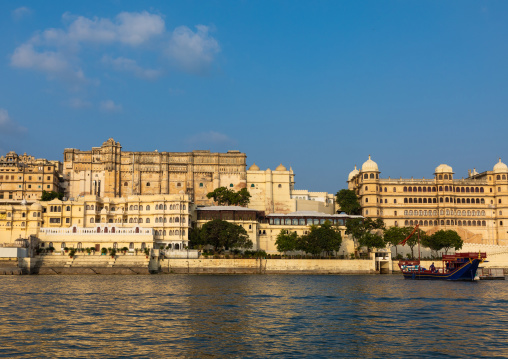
[0,274,507,358]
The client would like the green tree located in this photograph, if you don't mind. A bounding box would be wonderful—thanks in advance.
[296,221,342,257]
[199,219,253,252]
[424,229,463,255]
[275,229,298,256]
[206,187,251,206]
[359,232,385,251]
[336,189,361,215]
[383,226,406,256]
[345,217,384,254]
[40,190,64,201]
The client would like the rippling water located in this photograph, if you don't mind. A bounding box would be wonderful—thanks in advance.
[1,274,507,358]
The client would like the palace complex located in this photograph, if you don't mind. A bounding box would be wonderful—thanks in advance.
[0,138,337,253]
[2,138,508,253]
[348,156,508,246]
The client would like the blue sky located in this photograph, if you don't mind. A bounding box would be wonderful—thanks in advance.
[1,1,507,193]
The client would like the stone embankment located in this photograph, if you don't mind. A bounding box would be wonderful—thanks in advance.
[160,258,378,274]
[11,255,382,275]
[25,254,151,275]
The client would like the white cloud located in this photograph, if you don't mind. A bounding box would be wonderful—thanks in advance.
[168,25,220,74]
[10,43,86,83]
[54,11,165,46]
[0,108,27,135]
[12,7,32,21]
[68,98,92,109]
[185,131,236,148]
[100,100,122,112]
[102,55,161,79]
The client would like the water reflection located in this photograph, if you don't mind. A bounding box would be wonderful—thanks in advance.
[0,275,506,358]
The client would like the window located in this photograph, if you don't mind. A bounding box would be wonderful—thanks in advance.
[124,182,128,186]
[393,187,396,192]
[200,183,204,187]
[146,182,150,187]
[278,184,282,188]
[66,218,70,224]
[394,199,397,204]
[229,183,233,187]
[365,198,368,203]
[251,184,255,187]
[90,218,94,223]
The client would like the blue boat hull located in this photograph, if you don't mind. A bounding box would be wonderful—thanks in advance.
[402,259,481,281]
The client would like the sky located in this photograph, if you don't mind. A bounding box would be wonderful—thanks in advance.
[1,1,507,194]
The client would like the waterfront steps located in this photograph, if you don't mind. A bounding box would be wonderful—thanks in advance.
[32,254,150,274]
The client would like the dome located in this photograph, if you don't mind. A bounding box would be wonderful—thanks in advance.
[248,163,260,171]
[434,164,453,173]
[275,163,287,171]
[348,165,359,181]
[30,203,42,210]
[361,155,379,172]
[493,158,508,173]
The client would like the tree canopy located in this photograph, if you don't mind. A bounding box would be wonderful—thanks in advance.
[275,229,298,255]
[191,219,253,252]
[422,229,463,255]
[40,191,64,201]
[206,187,251,206]
[297,221,342,257]
[335,189,361,215]
[345,217,384,253]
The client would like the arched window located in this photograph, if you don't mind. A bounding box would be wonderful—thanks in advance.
[444,174,449,180]
[408,187,412,192]
[278,184,282,188]
[409,198,413,203]
[146,182,150,187]
[439,186,443,191]
[445,197,449,203]
[433,198,436,203]
[129,218,133,223]
[124,182,128,186]
[480,188,484,193]
[66,206,70,211]
[441,220,444,225]
[424,220,428,226]
[418,187,422,192]
[164,217,167,223]
[418,198,422,203]
[438,175,442,180]
[432,187,436,192]
[497,175,501,180]
[129,242,134,249]
[423,187,427,192]
[404,187,407,192]
[164,204,167,210]
[404,198,408,203]
[458,220,462,226]
[146,205,150,210]
[139,218,143,223]
[90,218,94,223]
[440,198,443,203]
[482,220,486,226]
[146,218,150,223]
[446,220,450,225]
[481,210,485,216]
[129,205,133,210]
[175,217,179,223]
[365,186,368,191]
[364,174,368,179]
[440,210,444,215]
[404,210,408,215]
[230,183,234,187]
[423,198,427,204]
[405,220,409,226]
[384,187,387,192]
[444,186,448,191]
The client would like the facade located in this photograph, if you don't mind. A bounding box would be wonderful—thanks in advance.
[347,156,508,246]
[0,194,191,251]
[0,151,61,201]
[196,206,358,254]
[63,138,247,205]
[246,163,335,215]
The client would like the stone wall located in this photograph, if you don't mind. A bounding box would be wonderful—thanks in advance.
[161,258,377,274]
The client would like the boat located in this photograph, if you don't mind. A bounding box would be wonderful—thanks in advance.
[396,224,486,281]
[477,267,505,280]
[399,252,486,281]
